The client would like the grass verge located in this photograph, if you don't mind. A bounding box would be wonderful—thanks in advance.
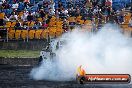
[0,50,40,58]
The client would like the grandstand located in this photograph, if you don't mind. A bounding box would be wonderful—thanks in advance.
[0,0,132,43]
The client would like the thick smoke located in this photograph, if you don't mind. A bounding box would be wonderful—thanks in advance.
[30,23,132,81]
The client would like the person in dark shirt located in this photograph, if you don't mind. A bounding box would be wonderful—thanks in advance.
[33,20,42,29]
[75,8,80,17]
[15,20,22,30]
[27,12,33,21]
[39,9,46,18]
[92,0,98,7]
[108,10,115,23]
[67,0,73,8]
[58,1,63,12]
[0,19,4,26]
[88,7,93,20]
[23,21,28,30]
[2,1,10,9]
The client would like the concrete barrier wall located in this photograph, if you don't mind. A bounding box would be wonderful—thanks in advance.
[0,57,39,66]
[0,39,47,50]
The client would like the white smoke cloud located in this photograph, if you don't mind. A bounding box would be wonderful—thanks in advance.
[30,23,132,81]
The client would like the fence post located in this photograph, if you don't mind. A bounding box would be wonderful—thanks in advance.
[6,28,8,42]
[26,27,29,42]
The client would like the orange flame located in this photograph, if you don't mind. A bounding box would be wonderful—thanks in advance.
[77,65,86,76]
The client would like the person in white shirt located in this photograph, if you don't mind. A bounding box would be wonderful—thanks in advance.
[21,10,28,21]
[93,6,100,14]
[48,0,55,11]
[63,9,68,15]
[12,2,19,10]
[49,8,55,15]
[9,12,18,21]
[1,0,5,3]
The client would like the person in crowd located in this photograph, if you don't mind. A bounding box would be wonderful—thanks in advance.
[92,17,97,32]
[68,7,75,17]
[58,1,63,12]
[85,0,92,8]
[117,9,125,24]
[33,20,42,29]
[15,20,22,30]
[105,0,112,7]
[48,0,55,12]
[17,1,25,11]
[74,7,80,17]
[114,12,119,24]
[0,18,4,26]
[9,12,18,21]
[23,21,28,30]
[67,0,73,8]
[0,0,131,35]
[109,10,116,23]
[87,7,94,20]
[102,6,111,23]
[49,8,55,16]
[12,1,19,10]
[98,0,105,7]
[24,0,30,9]
[27,12,33,21]
[59,8,68,19]
[1,1,10,9]
[129,16,132,27]
[92,0,98,7]
[93,6,100,14]
[42,20,48,29]
[55,9,60,18]
[63,18,69,32]
[39,9,46,18]
[34,10,40,18]
[21,10,28,21]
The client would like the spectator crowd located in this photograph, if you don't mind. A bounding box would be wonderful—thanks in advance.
[0,0,132,40]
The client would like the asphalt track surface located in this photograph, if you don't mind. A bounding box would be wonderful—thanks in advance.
[0,65,132,88]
